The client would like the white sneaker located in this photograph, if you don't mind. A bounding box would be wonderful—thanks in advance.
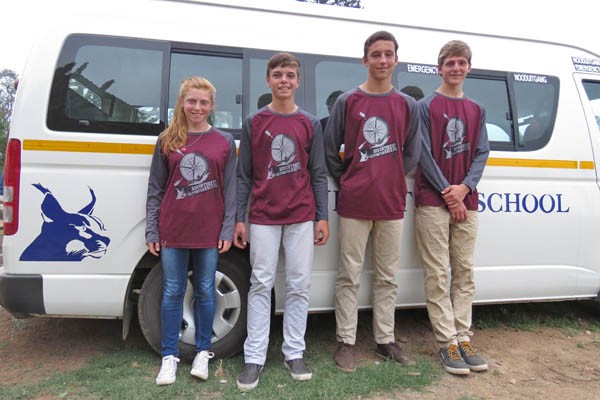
[191,350,215,380]
[156,355,180,385]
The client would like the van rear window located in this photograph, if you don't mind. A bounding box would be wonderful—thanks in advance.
[47,35,168,135]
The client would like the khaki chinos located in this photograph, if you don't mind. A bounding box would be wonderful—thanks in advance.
[334,216,404,345]
[415,206,477,347]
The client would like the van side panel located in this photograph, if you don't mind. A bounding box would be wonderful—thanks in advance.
[2,1,600,322]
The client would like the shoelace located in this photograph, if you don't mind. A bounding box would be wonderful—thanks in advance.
[159,356,180,375]
[193,351,215,368]
[447,344,462,361]
[459,342,476,356]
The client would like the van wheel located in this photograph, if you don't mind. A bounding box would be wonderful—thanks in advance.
[138,251,250,361]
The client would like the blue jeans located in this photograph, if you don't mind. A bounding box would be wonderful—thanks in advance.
[160,247,218,357]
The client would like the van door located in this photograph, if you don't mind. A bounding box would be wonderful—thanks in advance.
[575,75,600,189]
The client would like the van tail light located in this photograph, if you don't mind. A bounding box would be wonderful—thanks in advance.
[4,139,21,235]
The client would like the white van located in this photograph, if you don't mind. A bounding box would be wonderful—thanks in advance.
[2,0,600,361]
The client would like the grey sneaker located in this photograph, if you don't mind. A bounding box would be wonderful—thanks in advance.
[191,350,214,380]
[439,344,470,375]
[458,341,488,372]
[236,363,263,392]
[156,355,180,385]
[333,342,356,372]
[284,358,313,381]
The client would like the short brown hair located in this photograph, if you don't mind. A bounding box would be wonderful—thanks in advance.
[438,40,472,67]
[363,31,398,59]
[266,52,301,78]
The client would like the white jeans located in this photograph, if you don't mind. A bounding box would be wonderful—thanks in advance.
[244,221,314,364]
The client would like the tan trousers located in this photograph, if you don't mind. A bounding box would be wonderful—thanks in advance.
[415,206,477,347]
[335,216,403,345]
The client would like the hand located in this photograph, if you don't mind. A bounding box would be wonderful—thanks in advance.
[442,184,470,208]
[448,202,468,223]
[233,222,247,249]
[218,240,232,254]
[147,242,160,256]
[314,220,329,246]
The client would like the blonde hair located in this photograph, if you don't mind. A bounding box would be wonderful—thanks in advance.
[160,76,216,155]
[438,40,472,67]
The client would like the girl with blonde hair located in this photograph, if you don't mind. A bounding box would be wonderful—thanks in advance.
[146,76,236,385]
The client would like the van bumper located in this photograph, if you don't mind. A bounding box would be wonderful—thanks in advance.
[0,268,45,318]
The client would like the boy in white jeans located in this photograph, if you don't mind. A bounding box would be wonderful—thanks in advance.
[234,52,329,391]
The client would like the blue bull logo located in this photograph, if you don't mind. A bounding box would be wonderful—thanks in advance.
[20,183,110,261]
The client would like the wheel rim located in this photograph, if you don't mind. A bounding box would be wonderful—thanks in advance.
[179,270,242,345]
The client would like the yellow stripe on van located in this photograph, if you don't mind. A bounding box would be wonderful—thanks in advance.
[486,158,580,169]
[23,140,155,155]
[21,141,596,170]
[579,161,595,169]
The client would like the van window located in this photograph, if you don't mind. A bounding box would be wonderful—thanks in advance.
[513,74,559,150]
[396,63,560,151]
[314,59,364,129]
[396,64,513,147]
[395,63,438,101]
[169,53,242,132]
[47,35,168,135]
[247,54,270,114]
[464,76,512,144]
[582,80,600,129]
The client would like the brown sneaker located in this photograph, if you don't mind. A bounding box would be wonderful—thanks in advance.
[334,342,356,372]
[376,342,415,365]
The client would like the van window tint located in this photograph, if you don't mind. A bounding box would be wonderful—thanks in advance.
[395,63,438,101]
[397,64,513,146]
[248,55,271,114]
[48,35,167,135]
[582,80,600,129]
[315,60,364,130]
[170,53,242,133]
[513,74,559,150]
[397,63,559,151]
[464,77,512,144]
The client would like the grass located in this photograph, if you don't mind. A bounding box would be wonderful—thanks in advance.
[0,313,439,400]
[472,300,600,334]
[2,300,599,399]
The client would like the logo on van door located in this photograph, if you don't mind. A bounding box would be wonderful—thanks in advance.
[20,183,111,262]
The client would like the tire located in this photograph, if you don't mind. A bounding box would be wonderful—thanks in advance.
[138,250,251,361]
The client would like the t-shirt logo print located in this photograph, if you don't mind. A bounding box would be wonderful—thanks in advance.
[358,114,398,162]
[265,130,301,179]
[443,114,471,159]
[174,152,218,199]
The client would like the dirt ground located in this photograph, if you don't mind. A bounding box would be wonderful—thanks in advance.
[1,304,600,400]
[379,307,600,400]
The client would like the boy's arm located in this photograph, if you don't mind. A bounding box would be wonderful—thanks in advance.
[236,116,253,223]
[461,107,490,191]
[324,95,347,187]
[402,98,421,175]
[308,118,329,222]
[416,101,450,193]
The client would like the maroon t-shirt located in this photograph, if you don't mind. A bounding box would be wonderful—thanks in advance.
[414,93,489,210]
[146,129,236,248]
[236,107,328,225]
[324,87,419,220]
